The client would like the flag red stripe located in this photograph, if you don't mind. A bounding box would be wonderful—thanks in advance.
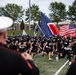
[48,23,60,35]
[60,24,76,36]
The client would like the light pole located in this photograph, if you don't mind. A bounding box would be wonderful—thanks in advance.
[29,0,31,30]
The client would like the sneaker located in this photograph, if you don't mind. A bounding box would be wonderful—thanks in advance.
[49,58,52,60]
[52,52,53,56]
[69,62,71,65]
[60,54,62,56]
[56,56,59,62]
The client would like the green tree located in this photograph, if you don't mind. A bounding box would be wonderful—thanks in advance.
[0,7,5,16]
[0,3,24,22]
[49,2,67,26]
[25,4,41,26]
[68,0,76,20]
[31,23,37,30]
[20,20,25,30]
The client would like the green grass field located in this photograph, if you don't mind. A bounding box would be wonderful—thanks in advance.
[7,30,72,75]
[33,54,70,75]
[7,30,40,36]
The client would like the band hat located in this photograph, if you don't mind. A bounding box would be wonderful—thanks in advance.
[0,16,13,32]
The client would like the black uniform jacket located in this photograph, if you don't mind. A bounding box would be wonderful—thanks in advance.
[0,43,39,75]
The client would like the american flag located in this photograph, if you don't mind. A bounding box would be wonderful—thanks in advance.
[60,23,76,36]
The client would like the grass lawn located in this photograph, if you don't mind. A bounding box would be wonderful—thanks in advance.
[7,30,40,36]
[33,54,70,75]
[58,64,69,75]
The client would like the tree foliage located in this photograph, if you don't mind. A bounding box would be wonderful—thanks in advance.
[0,3,24,22]
[20,20,25,30]
[0,7,5,16]
[25,4,41,25]
[49,2,66,24]
[68,0,76,20]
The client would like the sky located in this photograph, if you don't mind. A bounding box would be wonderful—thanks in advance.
[0,0,75,17]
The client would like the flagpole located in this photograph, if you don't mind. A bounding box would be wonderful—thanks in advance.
[37,24,45,36]
[29,0,31,30]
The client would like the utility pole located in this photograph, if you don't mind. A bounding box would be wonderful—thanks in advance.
[29,0,31,30]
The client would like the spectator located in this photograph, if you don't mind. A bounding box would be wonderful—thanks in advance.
[66,58,76,75]
[0,16,39,75]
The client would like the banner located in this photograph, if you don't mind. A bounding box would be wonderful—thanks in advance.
[41,12,59,38]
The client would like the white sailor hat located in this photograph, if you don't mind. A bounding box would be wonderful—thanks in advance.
[0,16,13,32]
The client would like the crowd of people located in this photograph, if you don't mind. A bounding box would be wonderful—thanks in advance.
[1,16,76,75]
[4,34,76,65]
